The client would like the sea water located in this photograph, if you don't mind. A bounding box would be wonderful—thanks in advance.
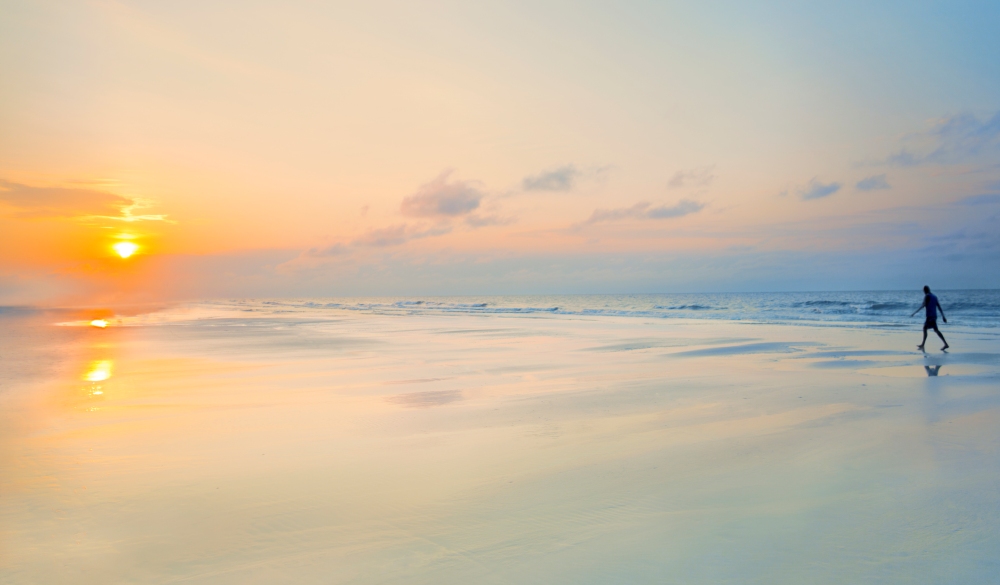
[199,289,1000,329]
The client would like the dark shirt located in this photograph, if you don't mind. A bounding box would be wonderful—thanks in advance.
[925,293,940,319]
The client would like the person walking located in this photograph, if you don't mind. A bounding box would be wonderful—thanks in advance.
[911,285,949,351]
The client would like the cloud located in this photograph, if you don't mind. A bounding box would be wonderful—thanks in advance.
[353,223,451,247]
[856,174,890,191]
[292,213,463,269]
[647,200,705,218]
[668,166,715,189]
[283,221,457,271]
[798,179,842,200]
[585,202,651,223]
[522,165,581,191]
[304,243,351,257]
[0,180,128,218]
[887,111,1000,166]
[465,214,515,228]
[0,180,168,222]
[584,199,704,224]
[886,151,919,167]
[400,171,483,217]
[956,193,1000,206]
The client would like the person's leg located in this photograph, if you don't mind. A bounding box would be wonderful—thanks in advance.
[919,325,928,350]
[933,324,949,350]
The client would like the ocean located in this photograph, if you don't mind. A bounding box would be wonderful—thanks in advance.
[195,289,1000,329]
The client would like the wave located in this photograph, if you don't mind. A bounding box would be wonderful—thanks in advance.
[867,302,909,311]
[790,300,912,313]
[315,301,560,314]
[793,300,854,307]
[202,291,1000,329]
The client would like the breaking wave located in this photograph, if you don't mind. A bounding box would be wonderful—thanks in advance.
[201,290,1000,329]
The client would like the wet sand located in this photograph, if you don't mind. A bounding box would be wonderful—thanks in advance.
[2,307,999,583]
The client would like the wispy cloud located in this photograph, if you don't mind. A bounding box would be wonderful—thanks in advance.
[353,223,451,247]
[955,193,1000,206]
[887,111,1000,166]
[465,214,515,228]
[647,200,705,218]
[295,169,495,264]
[285,222,454,271]
[302,223,451,258]
[668,166,715,189]
[520,164,614,192]
[303,243,351,257]
[584,202,650,223]
[856,174,890,191]
[401,171,483,217]
[798,178,842,200]
[0,179,167,221]
[583,199,704,224]
[522,165,581,191]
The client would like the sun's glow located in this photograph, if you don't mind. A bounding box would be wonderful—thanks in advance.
[113,241,139,258]
[84,360,113,382]
[90,319,109,328]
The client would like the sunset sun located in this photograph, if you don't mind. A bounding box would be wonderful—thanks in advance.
[113,241,139,258]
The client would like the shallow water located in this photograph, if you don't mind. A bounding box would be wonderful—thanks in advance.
[2,304,999,583]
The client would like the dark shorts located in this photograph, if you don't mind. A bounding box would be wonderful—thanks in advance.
[924,318,939,330]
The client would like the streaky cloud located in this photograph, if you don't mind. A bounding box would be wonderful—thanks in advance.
[290,215,464,269]
[353,223,451,247]
[522,165,580,191]
[887,111,1000,166]
[856,174,890,191]
[886,150,921,167]
[584,199,704,224]
[465,214,515,228]
[586,202,650,223]
[667,166,715,189]
[799,179,842,200]
[305,243,351,257]
[0,179,170,223]
[401,171,482,217]
[647,199,705,218]
[0,179,132,219]
[956,193,1000,206]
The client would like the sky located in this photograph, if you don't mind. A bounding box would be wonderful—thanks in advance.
[2,0,999,303]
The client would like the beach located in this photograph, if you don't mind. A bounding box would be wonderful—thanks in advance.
[6,0,999,580]
[2,299,999,583]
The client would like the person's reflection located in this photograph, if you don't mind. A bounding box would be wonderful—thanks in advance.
[924,365,942,377]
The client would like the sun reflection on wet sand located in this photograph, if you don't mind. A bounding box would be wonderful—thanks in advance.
[84,360,113,382]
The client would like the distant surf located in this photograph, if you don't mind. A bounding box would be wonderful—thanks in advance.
[195,290,1000,329]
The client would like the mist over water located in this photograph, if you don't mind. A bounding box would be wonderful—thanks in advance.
[211,290,1000,329]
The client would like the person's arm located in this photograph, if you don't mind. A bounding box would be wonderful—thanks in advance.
[938,300,946,322]
[911,298,926,317]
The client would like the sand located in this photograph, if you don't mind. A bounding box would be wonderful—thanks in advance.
[1,307,999,583]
